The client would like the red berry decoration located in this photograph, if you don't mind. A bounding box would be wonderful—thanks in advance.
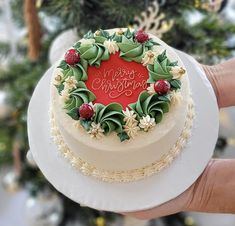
[154,80,171,95]
[64,49,80,65]
[79,103,94,119]
[135,29,149,43]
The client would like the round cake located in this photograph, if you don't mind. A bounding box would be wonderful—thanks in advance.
[50,28,194,182]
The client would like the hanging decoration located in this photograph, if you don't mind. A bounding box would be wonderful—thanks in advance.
[133,1,173,38]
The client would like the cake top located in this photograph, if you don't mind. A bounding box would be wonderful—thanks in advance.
[53,28,186,142]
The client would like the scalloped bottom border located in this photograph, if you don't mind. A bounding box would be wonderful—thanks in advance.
[49,97,194,183]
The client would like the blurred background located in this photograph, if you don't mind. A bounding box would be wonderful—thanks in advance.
[0,0,235,226]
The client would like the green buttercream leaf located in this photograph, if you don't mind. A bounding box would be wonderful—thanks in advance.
[170,79,181,89]
[99,29,110,38]
[144,39,159,49]
[158,95,171,102]
[83,30,94,39]
[63,65,87,82]
[129,91,169,123]
[78,43,110,67]
[169,61,178,66]
[148,39,160,46]
[124,28,134,39]
[112,34,122,42]
[80,44,97,59]
[147,56,173,82]
[118,35,145,63]
[80,58,88,72]
[57,60,68,70]
[94,36,107,44]
[94,103,124,134]
[158,50,167,62]
[56,83,64,94]
[67,108,79,120]
[80,119,92,131]
[64,81,96,113]
[73,41,81,50]
[117,131,130,142]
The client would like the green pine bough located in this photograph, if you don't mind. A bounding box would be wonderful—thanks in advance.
[54,28,182,142]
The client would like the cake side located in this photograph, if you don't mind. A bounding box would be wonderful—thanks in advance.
[50,28,194,181]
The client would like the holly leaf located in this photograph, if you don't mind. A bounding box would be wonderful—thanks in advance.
[67,108,79,120]
[83,30,94,39]
[56,83,64,94]
[73,41,81,49]
[147,38,160,47]
[99,29,110,38]
[57,60,68,70]
[124,28,134,39]
[117,131,130,142]
[169,61,178,66]
[157,50,167,62]
[170,79,181,89]
[80,119,92,131]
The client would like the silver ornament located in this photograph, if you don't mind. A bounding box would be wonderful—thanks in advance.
[2,170,21,193]
[25,190,63,226]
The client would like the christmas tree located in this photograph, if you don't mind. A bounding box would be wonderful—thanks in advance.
[0,0,234,225]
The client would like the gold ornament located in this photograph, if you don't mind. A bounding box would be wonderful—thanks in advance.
[228,138,235,147]
[95,217,106,226]
[184,216,196,226]
[196,0,223,12]
[133,1,173,38]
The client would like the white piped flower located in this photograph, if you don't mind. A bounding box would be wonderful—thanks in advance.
[89,102,97,112]
[116,28,124,35]
[104,40,119,54]
[73,120,82,129]
[141,50,157,66]
[139,115,156,132]
[63,76,78,91]
[53,68,64,85]
[170,90,183,106]
[124,122,140,139]
[79,38,95,46]
[88,122,104,139]
[122,108,137,125]
[60,89,70,102]
[147,83,156,95]
[170,66,186,80]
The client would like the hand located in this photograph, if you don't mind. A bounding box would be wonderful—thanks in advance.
[202,59,235,108]
[121,59,235,220]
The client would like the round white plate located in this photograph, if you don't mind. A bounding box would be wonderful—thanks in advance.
[27,50,219,212]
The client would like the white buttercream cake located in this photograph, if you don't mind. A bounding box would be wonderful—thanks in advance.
[50,28,194,182]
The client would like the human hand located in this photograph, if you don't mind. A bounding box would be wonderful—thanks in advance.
[122,159,235,220]
[202,59,235,108]
[121,59,235,220]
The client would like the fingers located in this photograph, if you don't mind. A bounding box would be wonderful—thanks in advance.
[202,60,235,108]
[187,159,235,213]
[121,185,192,220]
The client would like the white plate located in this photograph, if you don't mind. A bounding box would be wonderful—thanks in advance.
[27,50,219,212]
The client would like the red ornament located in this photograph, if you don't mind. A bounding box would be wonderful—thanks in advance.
[135,29,149,43]
[79,103,94,119]
[64,49,80,65]
[154,80,171,95]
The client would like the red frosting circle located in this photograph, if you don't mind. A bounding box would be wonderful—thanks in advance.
[85,52,149,109]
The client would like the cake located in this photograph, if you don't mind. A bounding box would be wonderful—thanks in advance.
[50,28,194,182]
